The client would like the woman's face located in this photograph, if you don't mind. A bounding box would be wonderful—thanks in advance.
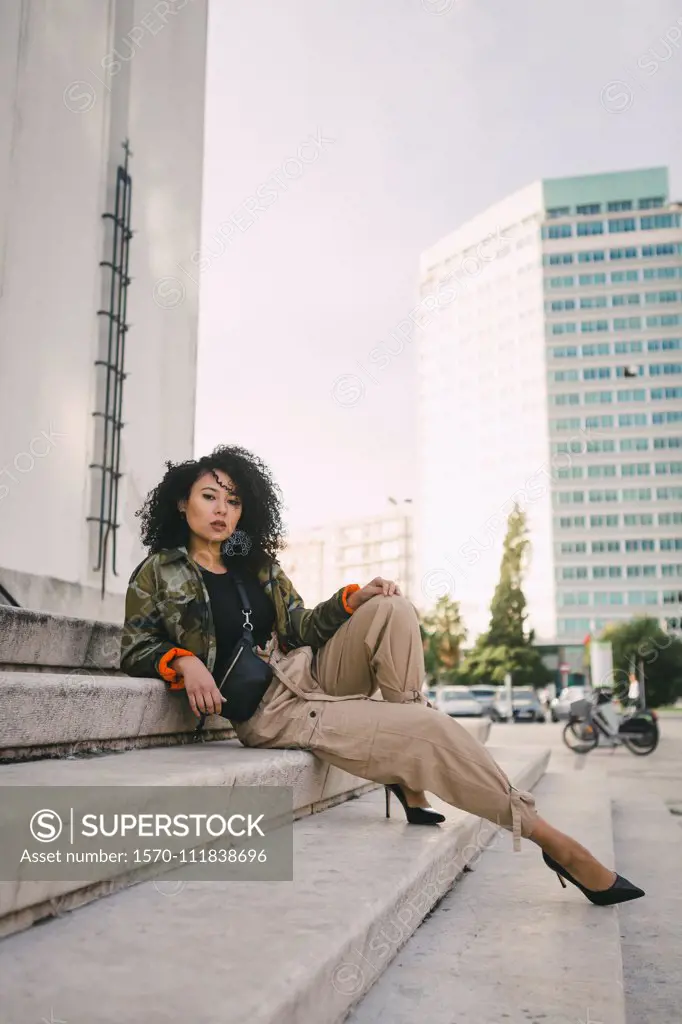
[178,469,242,546]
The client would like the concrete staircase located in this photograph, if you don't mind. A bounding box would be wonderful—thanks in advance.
[0,605,238,758]
[0,744,550,1023]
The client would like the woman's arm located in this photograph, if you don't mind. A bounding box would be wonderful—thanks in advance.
[119,557,192,685]
[275,564,361,650]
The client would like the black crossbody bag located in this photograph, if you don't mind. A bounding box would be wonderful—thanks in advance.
[194,573,274,735]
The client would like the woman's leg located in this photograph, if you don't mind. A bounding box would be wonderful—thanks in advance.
[306,697,619,885]
[314,594,432,806]
[314,594,427,704]
[527,817,616,891]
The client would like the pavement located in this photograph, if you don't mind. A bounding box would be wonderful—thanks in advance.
[491,715,682,819]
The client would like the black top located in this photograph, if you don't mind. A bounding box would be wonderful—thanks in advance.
[200,567,275,686]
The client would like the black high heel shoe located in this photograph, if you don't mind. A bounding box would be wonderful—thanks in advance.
[542,852,645,906]
[385,784,445,825]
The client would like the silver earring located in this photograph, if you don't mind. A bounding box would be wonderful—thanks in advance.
[221,529,252,557]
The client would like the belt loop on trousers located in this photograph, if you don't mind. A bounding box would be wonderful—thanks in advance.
[510,788,523,853]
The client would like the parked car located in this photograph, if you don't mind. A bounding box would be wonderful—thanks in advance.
[550,686,587,722]
[434,686,484,718]
[490,688,546,723]
[468,685,498,712]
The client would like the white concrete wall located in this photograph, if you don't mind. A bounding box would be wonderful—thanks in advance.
[0,0,207,621]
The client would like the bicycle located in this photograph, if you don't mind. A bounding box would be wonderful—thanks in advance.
[562,688,659,756]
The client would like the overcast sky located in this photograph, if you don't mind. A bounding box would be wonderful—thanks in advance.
[194,0,682,535]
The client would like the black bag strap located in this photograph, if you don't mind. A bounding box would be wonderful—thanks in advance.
[230,572,256,646]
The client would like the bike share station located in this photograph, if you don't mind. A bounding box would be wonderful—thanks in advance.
[562,639,660,756]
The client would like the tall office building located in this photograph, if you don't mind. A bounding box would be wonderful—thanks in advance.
[417,167,682,644]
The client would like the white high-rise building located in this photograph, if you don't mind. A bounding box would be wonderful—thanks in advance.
[417,167,682,644]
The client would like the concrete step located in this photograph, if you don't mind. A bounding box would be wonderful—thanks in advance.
[0,744,549,1024]
[0,719,491,938]
[1,670,491,762]
[0,605,119,671]
[612,796,682,1024]
[350,768,627,1024]
[0,671,237,760]
[0,740,375,938]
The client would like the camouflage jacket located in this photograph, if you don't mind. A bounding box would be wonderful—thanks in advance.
[119,546,359,687]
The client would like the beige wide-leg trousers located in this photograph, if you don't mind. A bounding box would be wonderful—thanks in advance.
[234,595,539,849]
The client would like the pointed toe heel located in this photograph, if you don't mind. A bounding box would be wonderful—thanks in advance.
[384,784,445,825]
[542,852,645,906]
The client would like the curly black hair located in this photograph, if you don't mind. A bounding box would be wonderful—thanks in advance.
[136,445,285,571]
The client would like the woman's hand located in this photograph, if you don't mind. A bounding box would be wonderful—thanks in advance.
[347,576,402,612]
[171,655,226,717]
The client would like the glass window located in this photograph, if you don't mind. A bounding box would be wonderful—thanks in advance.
[620,438,649,451]
[659,512,682,525]
[577,204,602,215]
[653,412,682,424]
[588,465,616,477]
[651,387,682,400]
[551,323,577,335]
[611,270,639,283]
[584,368,612,379]
[547,207,571,218]
[552,418,582,430]
[548,253,574,265]
[581,320,609,333]
[615,341,643,354]
[578,221,604,236]
[617,389,646,402]
[618,413,648,427]
[582,343,611,357]
[616,366,644,378]
[643,267,679,281]
[609,218,637,233]
[614,317,642,329]
[608,200,633,212]
[578,250,606,263]
[551,346,579,358]
[645,290,681,304]
[552,393,580,405]
[642,244,679,257]
[585,415,614,428]
[612,294,641,306]
[628,591,659,605]
[610,247,638,260]
[641,214,676,230]
[547,224,573,239]
[650,364,682,376]
[580,296,608,308]
[638,197,665,210]
[578,273,607,285]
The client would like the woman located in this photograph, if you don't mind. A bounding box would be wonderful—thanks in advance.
[121,445,643,906]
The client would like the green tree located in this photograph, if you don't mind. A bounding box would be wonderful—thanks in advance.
[600,617,682,708]
[462,505,552,689]
[420,596,468,683]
